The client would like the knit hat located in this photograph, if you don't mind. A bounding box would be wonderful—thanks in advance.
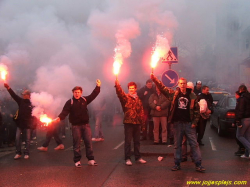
[187,82,194,90]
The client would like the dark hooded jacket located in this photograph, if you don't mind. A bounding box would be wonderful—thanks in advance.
[7,88,33,129]
[58,86,100,125]
[137,85,155,114]
[235,91,250,121]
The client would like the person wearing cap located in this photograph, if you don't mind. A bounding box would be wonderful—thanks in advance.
[194,81,202,96]
[4,83,34,159]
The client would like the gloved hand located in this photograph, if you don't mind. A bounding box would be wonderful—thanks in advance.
[236,121,242,128]
[4,83,10,89]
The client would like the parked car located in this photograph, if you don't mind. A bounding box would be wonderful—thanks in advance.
[210,95,236,136]
[209,90,231,105]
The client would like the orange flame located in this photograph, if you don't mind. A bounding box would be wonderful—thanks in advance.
[113,61,121,75]
[40,114,52,126]
[1,70,7,81]
[0,64,8,81]
[151,51,160,69]
[113,48,123,76]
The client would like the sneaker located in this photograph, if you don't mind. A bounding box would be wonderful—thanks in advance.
[62,135,66,139]
[196,165,206,172]
[54,144,64,150]
[125,159,132,166]
[171,165,181,171]
[24,155,29,159]
[137,158,147,164]
[37,146,48,151]
[22,142,25,145]
[14,154,22,160]
[235,149,245,156]
[32,137,37,140]
[92,138,100,142]
[88,160,98,166]
[75,161,82,168]
[99,138,104,141]
[240,154,250,159]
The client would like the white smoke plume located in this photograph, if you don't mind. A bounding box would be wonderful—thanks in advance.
[0,0,249,117]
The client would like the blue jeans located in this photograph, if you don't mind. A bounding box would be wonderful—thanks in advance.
[236,118,250,155]
[94,113,104,139]
[124,123,141,160]
[173,122,201,165]
[16,127,31,155]
[72,124,94,163]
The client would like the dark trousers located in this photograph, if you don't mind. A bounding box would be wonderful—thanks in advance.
[142,112,153,139]
[124,123,141,160]
[72,124,94,163]
[196,117,208,143]
[42,123,62,147]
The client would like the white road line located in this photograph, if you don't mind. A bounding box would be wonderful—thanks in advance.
[209,137,217,151]
[113,141,124,150]
[65,146,73,151]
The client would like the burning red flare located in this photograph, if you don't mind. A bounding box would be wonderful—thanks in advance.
[113,48,123,77]
[0,64,8,81]
[151,51,160,69]
[40,114,52,126]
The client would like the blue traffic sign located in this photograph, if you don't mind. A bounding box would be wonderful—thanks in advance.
[162,47,178,63]
[161,69,179,88]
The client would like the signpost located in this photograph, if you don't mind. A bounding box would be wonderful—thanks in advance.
[161,69,179,88]
[162,47,178,64]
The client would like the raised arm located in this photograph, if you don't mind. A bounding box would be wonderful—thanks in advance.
[150,74,171,98]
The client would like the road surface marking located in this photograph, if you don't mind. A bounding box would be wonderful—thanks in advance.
[113,141,124,150]
[209,137,217,151]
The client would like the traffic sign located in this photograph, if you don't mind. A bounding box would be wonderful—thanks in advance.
[162,47,178,63]
[161,69,179,88]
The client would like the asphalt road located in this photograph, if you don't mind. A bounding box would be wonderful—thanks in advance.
[0,120,249,187]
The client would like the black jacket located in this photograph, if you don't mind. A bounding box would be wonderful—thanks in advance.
[235,92,250,121]
[7,88,33,129]
[196,93,214,114]
[58,86,100,125]
[0,112,2,126]
[137,85,155,113]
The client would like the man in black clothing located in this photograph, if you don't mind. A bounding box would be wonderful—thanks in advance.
[4,83,33,159]
[194,81,202,96]
[235,85,250,158]
[196,86,213,146]
[234,91,245,156]
[137,79,155,140]
[54,79,101,168]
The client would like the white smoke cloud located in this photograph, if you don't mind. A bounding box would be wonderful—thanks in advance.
[0,0,250,117]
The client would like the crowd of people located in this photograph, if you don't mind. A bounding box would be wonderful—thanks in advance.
[0,74,249,173]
